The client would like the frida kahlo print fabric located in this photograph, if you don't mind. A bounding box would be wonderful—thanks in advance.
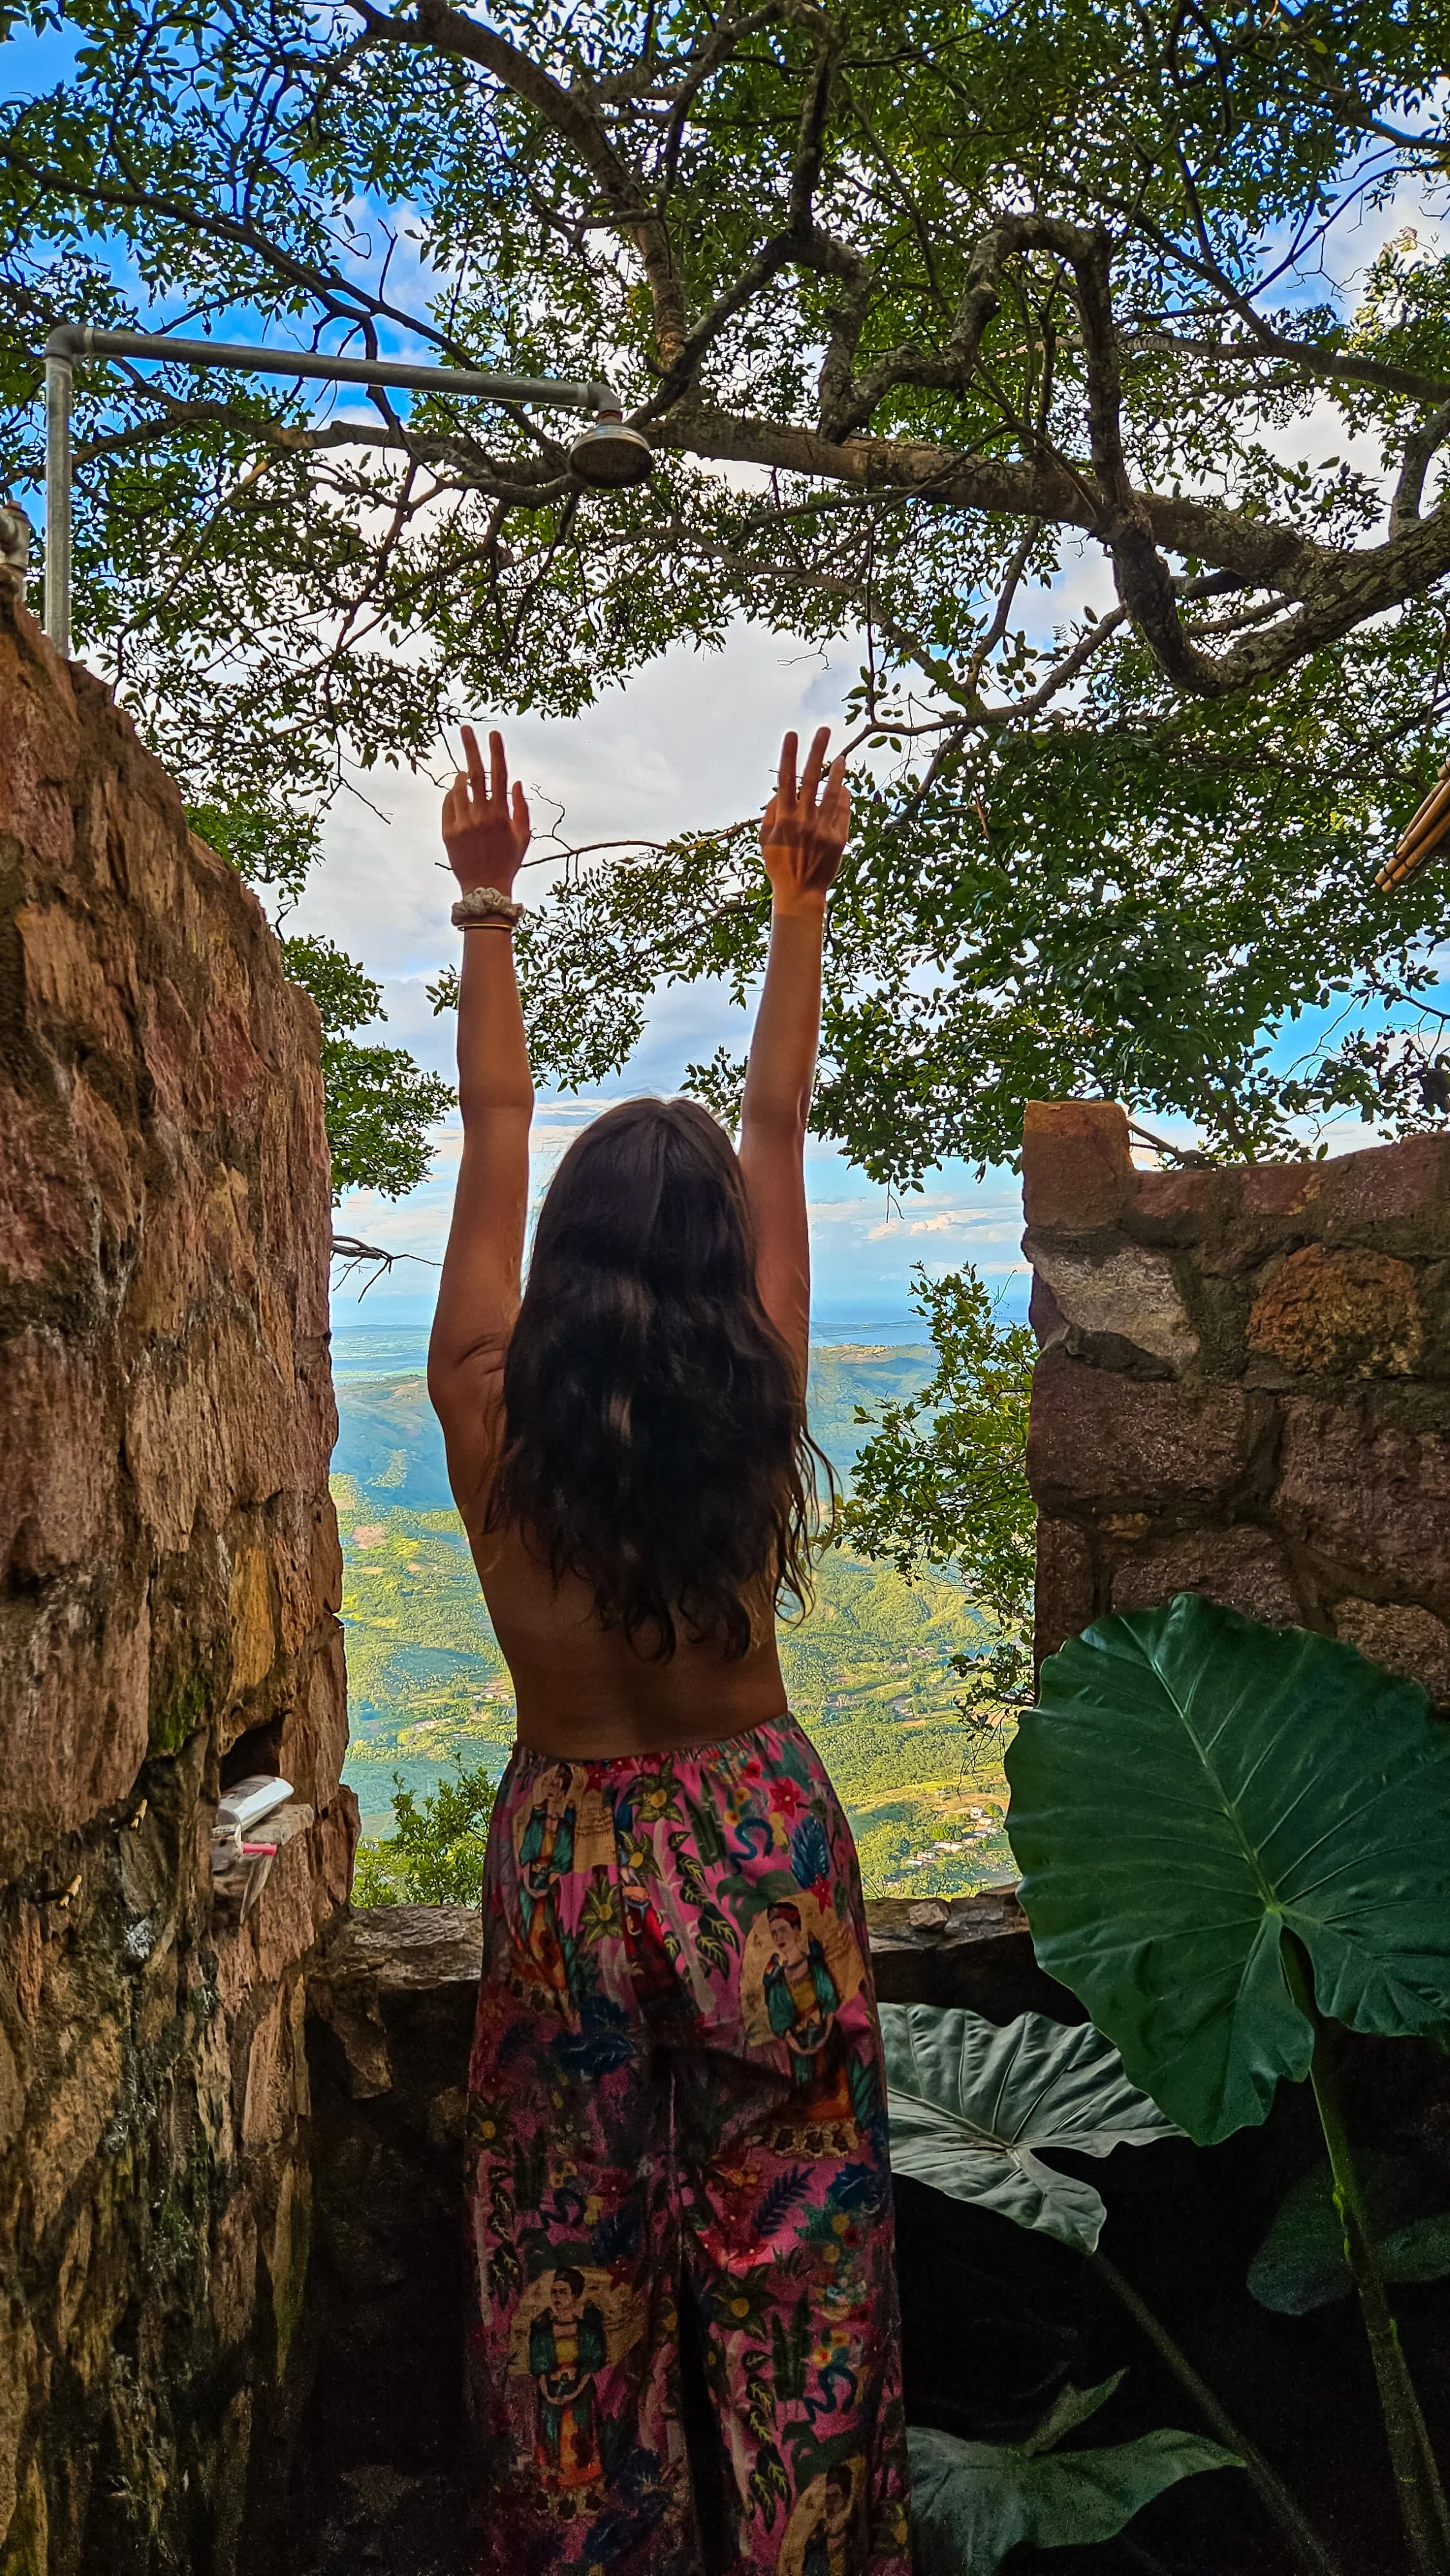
[464,1714,912,2574]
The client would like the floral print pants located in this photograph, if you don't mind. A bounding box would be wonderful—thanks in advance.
[464,1714,912,2575]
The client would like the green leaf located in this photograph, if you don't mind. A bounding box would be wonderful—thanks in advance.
[908,2398,1239,2576]
[1021,2373,1124,2452]
[843,1264,1035,1672]
[353,1757,496,1907]
[1005,1595,1450,2143]
[1248,2154,1450,2315]
[882,2004,1182,2252]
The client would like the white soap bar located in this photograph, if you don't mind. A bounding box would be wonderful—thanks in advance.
[218,1775,294,1834]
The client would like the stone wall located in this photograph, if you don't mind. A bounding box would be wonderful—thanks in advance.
[1022,1099,1450,1703]
[0,587,355,2575]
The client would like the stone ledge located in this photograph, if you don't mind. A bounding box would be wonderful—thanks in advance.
[317,1902,482,1992]
[308,1886,1076,2080]
[866,1886,1080,2017]
[867,1884,1024,1948]
[307,1905,481,2100]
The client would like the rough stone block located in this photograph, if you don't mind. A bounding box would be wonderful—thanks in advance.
[1277,1397,1450,1606]
[1236,1164,1325,1218]
[0,1577,151,1862]
[245,1829,322,1989]
[0,620,77,862]
[1026,1238,1198,1370]
[1332,1598,1450,1707]
[312,1791,361,1933]
[1028,1268,1066,1349]
[1247,1245,1426,1379]
[241,1993,289,2153]
[0,2308,37,2545]
[0,2027,21,2165]
[227,1544,276,1696]
[26,2016,124,2239]
[1028,1346,1261,1515]
[1033,1517,1096,1660]
[1021,1100,1133,1230]
[1107,1525,1304,1627]
[19,900,135,1059]
[0,1336,119,1576]
[270,1488,333,1652]
[1322,1134,1450,1236]
[211,2194,259,2351]
[0,583,348,2567]
[0,1098,95,1293]
[1131,1168,1218,1224]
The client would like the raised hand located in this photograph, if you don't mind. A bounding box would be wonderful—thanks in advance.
[442,725,531,893]
[760,726,850,915]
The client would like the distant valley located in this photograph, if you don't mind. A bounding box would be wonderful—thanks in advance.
[332,1344,1015,1898]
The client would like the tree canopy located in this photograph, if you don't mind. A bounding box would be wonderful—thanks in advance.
[4,0,1450,1171]
[281,933,455,1196]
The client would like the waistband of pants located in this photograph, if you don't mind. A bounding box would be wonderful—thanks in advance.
[499,1709,808,1794]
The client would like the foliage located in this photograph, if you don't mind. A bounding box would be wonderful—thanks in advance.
[1248,2154,1450,2318]
[886,1995,1339,2571]
[1004,1591,1450,2145]
[881,2003,1180,2253]
[187,798,321,903]
[351,1756,497,1906]
[1004,1591,1450,2572]
[908,2380,1237,2576]
[5,0,1450,1163]
[844,1265,1035,1718]
[281,933,454,1199]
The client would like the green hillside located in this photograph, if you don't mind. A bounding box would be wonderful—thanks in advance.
[334,1349,1015,1898]
[330,1343,934,1505]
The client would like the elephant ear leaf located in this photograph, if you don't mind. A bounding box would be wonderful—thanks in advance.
[1248,2154,1450,2315]
[882,2002,1182,2253]
[907,2394,1239,2576]
[1020,2371,1124,2452]
[1005,1593,1450,2144]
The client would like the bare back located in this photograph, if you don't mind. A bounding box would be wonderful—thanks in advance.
[463,1513,792,1760]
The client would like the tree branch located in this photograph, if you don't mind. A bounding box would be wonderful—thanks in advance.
[1127,327,1450,410]
[637,21,858,419]
[1391,402,1450,536]
[656,402,1450,692]
[351,0,690,368]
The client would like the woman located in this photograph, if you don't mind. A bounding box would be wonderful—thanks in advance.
[428,721,911,2576]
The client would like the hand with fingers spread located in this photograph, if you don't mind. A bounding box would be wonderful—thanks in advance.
[760,726,850,916]
[443,724,532,893]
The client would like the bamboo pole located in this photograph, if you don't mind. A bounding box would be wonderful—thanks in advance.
[1375,766,1450,891]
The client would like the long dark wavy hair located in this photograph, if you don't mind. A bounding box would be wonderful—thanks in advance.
[485,1097,831,1659]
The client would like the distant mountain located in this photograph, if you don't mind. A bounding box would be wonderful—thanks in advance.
[332,1373,454,1511]
[330,1343,935,1514]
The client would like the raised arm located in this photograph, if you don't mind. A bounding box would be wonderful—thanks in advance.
[738,726,850,1372]
[427,727,532,1524]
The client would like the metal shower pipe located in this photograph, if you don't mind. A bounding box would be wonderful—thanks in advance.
[41,325,637,659]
